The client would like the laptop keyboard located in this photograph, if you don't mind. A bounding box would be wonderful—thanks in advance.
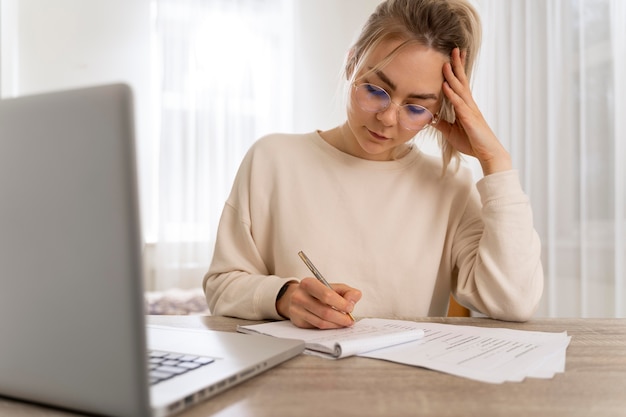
[148,350,216,385]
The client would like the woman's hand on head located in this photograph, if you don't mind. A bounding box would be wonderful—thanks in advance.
[276,278,361,329]
[436,48,512,175]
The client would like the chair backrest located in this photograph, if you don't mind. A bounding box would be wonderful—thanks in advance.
[447,295,470,317]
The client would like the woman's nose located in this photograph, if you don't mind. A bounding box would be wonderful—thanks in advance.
[376,102,399,127]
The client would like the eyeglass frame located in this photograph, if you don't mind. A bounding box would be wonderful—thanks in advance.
[352,82,439,131]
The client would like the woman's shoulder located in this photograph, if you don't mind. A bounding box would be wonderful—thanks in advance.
[240,131,320,172]
[250,131,317,153]
[415,150,475,187]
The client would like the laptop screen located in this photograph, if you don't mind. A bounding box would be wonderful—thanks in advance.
[0,84,151,416]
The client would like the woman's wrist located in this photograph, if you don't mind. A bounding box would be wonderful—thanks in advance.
[276,281,297,319]
[480,149,512,176]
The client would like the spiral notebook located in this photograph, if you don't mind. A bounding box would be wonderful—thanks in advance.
[238,318,424,359]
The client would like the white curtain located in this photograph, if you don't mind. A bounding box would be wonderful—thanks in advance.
[148,0,293,290]
[475,0,626,317]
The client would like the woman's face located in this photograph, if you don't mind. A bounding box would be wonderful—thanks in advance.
[345,39,448,161]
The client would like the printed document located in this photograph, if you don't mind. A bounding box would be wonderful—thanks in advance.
[359,322,571,383]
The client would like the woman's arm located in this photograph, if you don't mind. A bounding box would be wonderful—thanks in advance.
[452,171,544,321]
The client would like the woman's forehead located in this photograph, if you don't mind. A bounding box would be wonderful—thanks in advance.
[361,39,448,94]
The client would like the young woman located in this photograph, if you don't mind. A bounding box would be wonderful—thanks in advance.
[203,0,543,329]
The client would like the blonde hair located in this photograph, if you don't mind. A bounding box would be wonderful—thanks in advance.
[345,0,482,172]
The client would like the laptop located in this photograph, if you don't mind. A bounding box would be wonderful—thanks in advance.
[0,84,304,417]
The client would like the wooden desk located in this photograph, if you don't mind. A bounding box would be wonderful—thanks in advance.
[2,316,625,417]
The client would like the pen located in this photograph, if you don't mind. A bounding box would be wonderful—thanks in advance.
[297,250,356,322]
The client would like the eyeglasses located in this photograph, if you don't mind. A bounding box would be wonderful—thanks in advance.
[353,83,435,131]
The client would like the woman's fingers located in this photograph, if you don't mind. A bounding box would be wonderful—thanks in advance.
[289,278,359,329]
[443,49,477,115]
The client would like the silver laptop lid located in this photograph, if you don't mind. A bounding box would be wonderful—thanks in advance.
[0,84,151,417]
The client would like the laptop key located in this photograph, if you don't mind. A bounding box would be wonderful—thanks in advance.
[164,353,184,360]
[157,365,188,375]
[194,357,215,365]
[177,361,202,370]
[150,370,175,381]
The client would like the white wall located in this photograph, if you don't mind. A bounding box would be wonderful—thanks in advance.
[12,1,150,93]
[291,0,381,132]
[1,0,155,232]
[2,0,152,137]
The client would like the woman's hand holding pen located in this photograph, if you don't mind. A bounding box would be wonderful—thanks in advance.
[276,278,361,329]
[436,47,512,176]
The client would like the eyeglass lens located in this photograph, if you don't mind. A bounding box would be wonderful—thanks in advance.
[354,83,433,131]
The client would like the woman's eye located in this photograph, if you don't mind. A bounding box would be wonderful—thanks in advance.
[406,105,427,115]
[365,85,387,98]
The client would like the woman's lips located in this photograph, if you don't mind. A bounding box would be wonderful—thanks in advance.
[368,129,390,141]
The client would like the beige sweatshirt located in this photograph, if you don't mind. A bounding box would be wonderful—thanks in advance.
[203,131,543,322]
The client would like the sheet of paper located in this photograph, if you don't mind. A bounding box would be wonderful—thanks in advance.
[359,322,570,383]
[237,318,424,359]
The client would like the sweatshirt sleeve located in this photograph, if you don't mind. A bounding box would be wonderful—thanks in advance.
[452,170,544,322]
[202,204,293,320]
[202,144,297,320]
